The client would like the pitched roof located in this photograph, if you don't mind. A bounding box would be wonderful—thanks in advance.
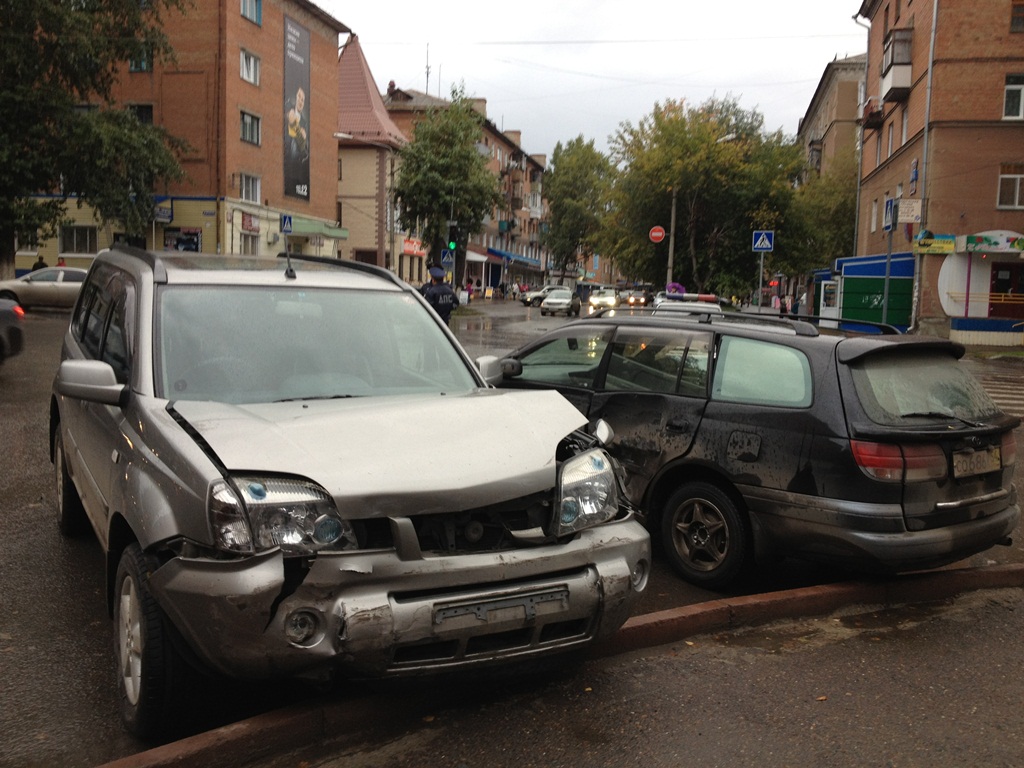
[337,35,406,148]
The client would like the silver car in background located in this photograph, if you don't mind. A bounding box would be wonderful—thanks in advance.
[0,266,88,309]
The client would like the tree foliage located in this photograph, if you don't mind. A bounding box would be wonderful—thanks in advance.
[0,0,190,277]
[393,85,502,286]
[542,136,613,281]
[784,147,859,276]
[601,97,803,296]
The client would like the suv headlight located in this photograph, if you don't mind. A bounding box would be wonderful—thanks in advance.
[209,476,358,555]
[555,449,621,536]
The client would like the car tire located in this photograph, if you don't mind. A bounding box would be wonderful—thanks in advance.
[0,290,17,302]
[114,543,187,739]
[660,482,751,589]
[54,429,89,537]
[531,297,542,307]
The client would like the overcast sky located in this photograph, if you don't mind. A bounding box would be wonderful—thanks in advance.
[319,0,870,159]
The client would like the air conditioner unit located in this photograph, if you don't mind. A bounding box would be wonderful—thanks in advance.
[267,232,279,244]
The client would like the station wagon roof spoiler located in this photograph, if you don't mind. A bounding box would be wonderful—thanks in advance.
[836,335,966,364]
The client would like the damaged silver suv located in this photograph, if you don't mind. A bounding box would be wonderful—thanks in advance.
[50,245,650,738]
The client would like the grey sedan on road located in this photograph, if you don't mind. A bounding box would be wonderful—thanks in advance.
[0,266,88,309]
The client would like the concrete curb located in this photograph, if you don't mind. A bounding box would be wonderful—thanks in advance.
[99,563,1024,768]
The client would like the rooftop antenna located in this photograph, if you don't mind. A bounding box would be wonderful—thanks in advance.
[425,43,430,93]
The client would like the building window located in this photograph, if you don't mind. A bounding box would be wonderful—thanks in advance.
[901,108,908,143]
[887,124,894,157]
[241,0,261,24]
[240,50,260,85]
[240,173,260,203]
[241,111,261,145]
[875,134,882,167]
[60,225,98,254]
[998,163,1024,208]
[240,233,259,255]
[871,199,878,233]
[1012,1,1024,32]
[1004,75,1024,119]
[127,104,154,125]
[129,49,151,72]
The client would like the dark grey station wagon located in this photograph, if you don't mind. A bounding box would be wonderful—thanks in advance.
[492,312,1019,589]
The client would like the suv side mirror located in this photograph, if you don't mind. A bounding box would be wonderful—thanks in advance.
[55,360,127,407]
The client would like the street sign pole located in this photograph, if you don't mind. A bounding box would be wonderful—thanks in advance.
[751,230,774,310]
[758,252,765,308]
[882,199,897,325]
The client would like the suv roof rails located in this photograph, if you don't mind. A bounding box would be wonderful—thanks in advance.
[277,252,406,288]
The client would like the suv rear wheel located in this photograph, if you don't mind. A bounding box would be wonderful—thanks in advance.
[660,482,750,589]
[54,429,89,537]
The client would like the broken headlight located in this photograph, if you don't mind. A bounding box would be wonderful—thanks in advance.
[210,476,358,555]
[555,448,621,536]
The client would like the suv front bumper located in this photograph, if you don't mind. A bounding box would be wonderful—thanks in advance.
[149,517,650,680]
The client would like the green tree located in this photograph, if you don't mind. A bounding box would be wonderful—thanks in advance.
[785,147,859,276]
[0,0,190,278]
[393,85,502,286]
[543,136,613,282]
[603,97,802,296]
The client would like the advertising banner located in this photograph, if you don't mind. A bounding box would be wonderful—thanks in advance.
[283,16,310,200]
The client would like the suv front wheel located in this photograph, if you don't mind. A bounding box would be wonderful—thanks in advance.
[114,543,186,739]
[660,482,750,589]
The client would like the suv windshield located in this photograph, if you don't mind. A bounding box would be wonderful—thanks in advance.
[156,286,478,403]
[849,351,1002,425]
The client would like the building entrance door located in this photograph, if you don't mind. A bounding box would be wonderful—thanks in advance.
[988,261,1024,319]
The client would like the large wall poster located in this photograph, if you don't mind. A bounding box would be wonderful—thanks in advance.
[284,16,310,200]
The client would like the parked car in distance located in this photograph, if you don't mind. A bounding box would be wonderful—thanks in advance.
[540,288,582,317]
[51,245,650,738]
[0,266,88,309]
[488,312,1019,590]
[0,298,25,364]
[589,288,620,310]
[627,291,649,307]
[521,284,563,307]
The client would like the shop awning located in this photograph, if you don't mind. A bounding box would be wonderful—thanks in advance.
[466,249,489,263]
[288,217,349,240]
[487,247,541,268]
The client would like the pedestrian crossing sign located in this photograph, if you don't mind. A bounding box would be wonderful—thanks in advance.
[752,230,774,252]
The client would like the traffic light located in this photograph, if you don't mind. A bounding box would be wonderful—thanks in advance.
[447,225,460,252]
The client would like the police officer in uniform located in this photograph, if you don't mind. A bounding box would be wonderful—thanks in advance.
[423,266,459,325]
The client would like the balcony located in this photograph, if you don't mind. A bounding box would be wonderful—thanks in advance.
[881,28,913,102]
[859,98,884,129]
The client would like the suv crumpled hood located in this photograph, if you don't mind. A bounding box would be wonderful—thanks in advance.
[171,388,586,516]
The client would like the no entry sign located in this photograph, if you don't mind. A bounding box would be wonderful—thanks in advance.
[649,226,666,243]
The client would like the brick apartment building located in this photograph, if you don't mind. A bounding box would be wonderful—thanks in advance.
[383,84,553,292]
[855,0,1024,343]
[21,0,350,268]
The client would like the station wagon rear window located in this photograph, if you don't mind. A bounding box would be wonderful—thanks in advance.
[848,351,1002,426]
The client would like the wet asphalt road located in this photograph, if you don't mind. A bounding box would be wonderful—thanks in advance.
[1,302,1022,768]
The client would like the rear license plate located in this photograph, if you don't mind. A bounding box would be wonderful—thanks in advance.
[953,446,1001,478]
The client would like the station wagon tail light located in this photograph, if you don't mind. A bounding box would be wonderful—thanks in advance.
[556,449,620,536]
[209,477,358,555]
[851,440,947,483]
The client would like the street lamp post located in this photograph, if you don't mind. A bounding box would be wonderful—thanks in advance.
[666,186,677,288]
